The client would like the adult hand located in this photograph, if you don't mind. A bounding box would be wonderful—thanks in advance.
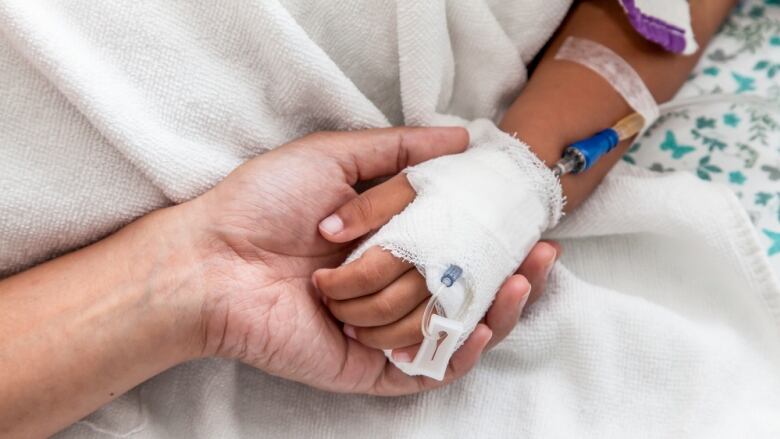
[189,127,560,394]
[313,170,560,357]
[0,127,560,438]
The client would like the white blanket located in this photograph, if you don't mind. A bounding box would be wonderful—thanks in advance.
[0,0,778,437]
[60,165,780,438]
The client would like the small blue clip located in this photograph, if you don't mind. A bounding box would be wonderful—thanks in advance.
[440,265,463,287]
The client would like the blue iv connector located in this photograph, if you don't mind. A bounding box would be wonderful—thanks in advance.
[558,128,620,175]
[440,265,463,287]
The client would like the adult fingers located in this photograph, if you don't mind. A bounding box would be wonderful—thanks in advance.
[327,269,429,327]
[482,241,559,350]
[484,274,531,350]
[318,174,415,243]
[516,240,560,305]
[313,246,411,301]
[301,126,469,185]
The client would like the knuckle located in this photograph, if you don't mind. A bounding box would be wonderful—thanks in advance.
[326,300,347,321]
[355,258,383,291]
[316,269,352,301]
[410,271,427,290]
[395,131,410,170]
[353,327,378,348]
[348,194,375,225]
[357,326,393,350]
[314,271,337,297]
[407,317,424,342]
[370,296,397,323]
[301,131,331,144]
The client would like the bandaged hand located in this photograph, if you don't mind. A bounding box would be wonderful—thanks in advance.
[314,128,563,374]
[315,197,559,359]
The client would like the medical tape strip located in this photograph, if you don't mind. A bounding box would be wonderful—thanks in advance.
[555,37,660,125]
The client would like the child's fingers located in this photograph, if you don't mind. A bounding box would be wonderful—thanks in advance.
[343,301,426,350]
[313,246,412,300]
[328,269,429,327]
[389,343,421,363]
[318,174,416,243]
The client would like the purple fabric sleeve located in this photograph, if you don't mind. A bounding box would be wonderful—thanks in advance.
[618,0,692,54]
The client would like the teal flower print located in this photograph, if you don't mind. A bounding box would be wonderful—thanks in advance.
[696,117,717,129]
[761,165,780,181]
[622,142,641,165]
[753,59,780,78]
[756,192,773,206]
[649,163,675,173]
[749,5,766,18]
[696,156,722,181]
[755,60,770,70]
[729,170,747,185]
[723,113,741,127]
[703,66,720,76]
[691,128,728,152]
[763,229,780,256]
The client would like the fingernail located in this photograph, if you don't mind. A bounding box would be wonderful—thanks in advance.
[343,324,356,339]
[319,214,343,235]
[519,284,532,309]
[544,249,557,278]
[392,350,412,363]
[485,329,494,343]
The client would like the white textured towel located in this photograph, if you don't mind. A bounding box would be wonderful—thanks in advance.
[61,164,780,438]
[0,0,779,437]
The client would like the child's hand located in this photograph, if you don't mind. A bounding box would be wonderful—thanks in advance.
[313,174,560,362]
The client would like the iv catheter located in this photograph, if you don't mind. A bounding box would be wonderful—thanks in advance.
[441,93,778,297]
[421,113,644,339]
[551,112,645,177]
[417,92,779,379]
[549,92,780,178]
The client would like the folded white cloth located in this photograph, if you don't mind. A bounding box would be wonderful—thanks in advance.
[1,0,778,437]
[0,0,569,276]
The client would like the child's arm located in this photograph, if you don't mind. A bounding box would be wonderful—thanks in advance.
[503,0,736,212]
[314,0,737,358]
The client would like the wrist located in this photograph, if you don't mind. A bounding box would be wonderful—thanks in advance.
[498,112,567,166]
[122,201,215,363]
[0,199,218,436]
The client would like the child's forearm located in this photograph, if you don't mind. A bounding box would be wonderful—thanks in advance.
[500,0,736,212]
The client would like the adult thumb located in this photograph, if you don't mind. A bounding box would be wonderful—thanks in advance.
[302,126,469,185]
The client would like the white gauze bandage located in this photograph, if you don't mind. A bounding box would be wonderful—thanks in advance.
[346,121,563,380]
[346,38,657,381]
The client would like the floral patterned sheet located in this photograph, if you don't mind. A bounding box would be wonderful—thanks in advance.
[625,0,780,276]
